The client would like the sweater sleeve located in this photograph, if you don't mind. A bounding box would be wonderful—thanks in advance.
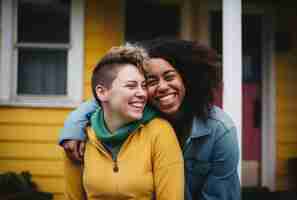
[151,119,184,200]
[64,152,86,200]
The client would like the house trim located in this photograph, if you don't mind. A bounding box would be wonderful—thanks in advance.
[239,5,276,190]
[0,0,14,102]
[0,0,85,108]
[180,0,193,40]
[207,1,276,188]
[261,13,276,191]
[222,0,242,179]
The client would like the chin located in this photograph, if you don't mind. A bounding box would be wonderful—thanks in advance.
[127,112,143,121]
[160,106,179,116]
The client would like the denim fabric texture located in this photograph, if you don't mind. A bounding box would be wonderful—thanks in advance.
[184,106,240,200]
[59,100,98,144]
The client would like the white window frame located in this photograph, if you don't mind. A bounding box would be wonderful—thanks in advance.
[0,0,84,108]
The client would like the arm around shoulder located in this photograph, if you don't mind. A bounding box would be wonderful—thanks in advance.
[59,99,98,145]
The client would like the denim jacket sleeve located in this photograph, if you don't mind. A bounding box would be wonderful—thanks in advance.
[58,99,99,145]
[200,127,240,200]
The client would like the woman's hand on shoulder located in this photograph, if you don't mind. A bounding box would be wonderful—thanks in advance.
[62,140,86,164]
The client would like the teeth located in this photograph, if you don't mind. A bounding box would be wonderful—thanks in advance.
[131,103,144,108]
[159,94,175,102]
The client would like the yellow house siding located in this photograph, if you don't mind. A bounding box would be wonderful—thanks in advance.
[0,1,124,199]
[275,7,297,190]
[0,107,68,198]
[84,0,124,99]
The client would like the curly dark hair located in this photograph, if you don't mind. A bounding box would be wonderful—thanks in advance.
[140,38,221,121]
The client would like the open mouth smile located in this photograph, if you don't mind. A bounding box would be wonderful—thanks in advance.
[156,93,177,105]
[129,101,146,110]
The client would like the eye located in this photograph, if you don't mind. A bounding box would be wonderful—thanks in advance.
[164,74,176,81]
[146,78,158,87]
[141,82,147,89]
[126,84,137,89]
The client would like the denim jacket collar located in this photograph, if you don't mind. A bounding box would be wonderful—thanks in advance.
[190,117,212,139]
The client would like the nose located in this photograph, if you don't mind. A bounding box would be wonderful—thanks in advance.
[135,86,147,100]
[156,79,169,93]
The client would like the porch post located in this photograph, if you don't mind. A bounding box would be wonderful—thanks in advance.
[223,0,242,179]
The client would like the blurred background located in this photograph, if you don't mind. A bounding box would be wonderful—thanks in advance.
[0,0,296,199]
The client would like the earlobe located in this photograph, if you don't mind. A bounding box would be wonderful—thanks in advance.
[95,84,108,102]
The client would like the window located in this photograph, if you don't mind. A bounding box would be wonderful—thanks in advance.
[125,0,181,42]
[0,0,84,107]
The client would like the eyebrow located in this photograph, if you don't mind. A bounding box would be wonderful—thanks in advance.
[125,79,146,84]
[125,80,138,83]
[163,70,177,76]
[146,70,177,79]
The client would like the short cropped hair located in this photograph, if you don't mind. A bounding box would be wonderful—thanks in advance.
[91,43,148,104]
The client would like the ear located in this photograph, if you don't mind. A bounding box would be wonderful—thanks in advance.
[95,84,109,102]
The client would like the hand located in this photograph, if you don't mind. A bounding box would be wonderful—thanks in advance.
[62,140,85,163]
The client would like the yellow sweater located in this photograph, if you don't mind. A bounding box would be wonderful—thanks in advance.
[64,118,184,200]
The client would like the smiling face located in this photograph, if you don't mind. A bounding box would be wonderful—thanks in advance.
[97,64,147,125]
[145,58,186,116]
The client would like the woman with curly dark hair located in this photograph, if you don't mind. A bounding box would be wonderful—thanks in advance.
[59,38,240,200]
[142,38,222,144]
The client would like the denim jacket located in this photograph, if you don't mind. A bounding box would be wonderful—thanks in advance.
[184,107,240,200]
[59,100,240,200]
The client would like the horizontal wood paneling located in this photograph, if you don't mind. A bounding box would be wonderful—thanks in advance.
[276,10,297,190]
[0,124,61,142]
[0,0,124,198]
[53,194,66,200]
[0,108,70,125]
[277,144,297,159]
[83,0,123,100]
[277,132,297,143]
[277,101,297,114]
[0,142,63,160]
[277,115,297,127]
[0,160,64,176]
[33,176,65,193]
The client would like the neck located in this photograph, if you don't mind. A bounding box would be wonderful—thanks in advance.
[102,107,125,133]
[164,108,186,124]
[167,101,192,123]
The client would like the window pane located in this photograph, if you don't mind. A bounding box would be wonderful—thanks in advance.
[125,0,180,42]
[18,0,70,43]
[17,48,67,95]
